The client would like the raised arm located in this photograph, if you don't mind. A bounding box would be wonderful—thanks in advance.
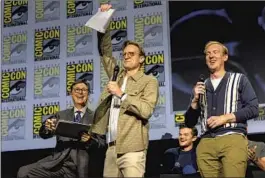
[97,3,116,79]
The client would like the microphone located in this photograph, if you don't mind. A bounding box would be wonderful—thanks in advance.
[198,74,205,106]
[112,65,120,81]
[199,74,205,82]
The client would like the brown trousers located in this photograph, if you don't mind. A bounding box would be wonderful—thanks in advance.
[197,134,248,178]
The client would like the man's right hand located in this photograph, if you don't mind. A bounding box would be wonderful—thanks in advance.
[45,118,57,132]
[248,145,258,162]
[192,82,205,102]
[100,3,112,12]
[190,81,205,110]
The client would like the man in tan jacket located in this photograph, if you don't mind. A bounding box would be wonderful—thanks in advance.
[92,3,159,177]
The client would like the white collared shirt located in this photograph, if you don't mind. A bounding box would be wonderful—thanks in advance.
[74,106,87,119]
[107,76,128,143]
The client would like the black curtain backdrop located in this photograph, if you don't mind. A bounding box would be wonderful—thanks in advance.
[170,1,265,111]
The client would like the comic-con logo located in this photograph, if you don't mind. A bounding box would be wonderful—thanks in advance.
[33,102,59,139]
[100,53,123,92]
[145,51,165,86]
[66,0,93,18]
[2,31,27,65]
[134,12,163,48]
[150,91,166,129]
[109,17,127,52]
[1,68,27,102]
[110,0,127,11]
[67,24,93,57]
[34,27,60,61]
[1,105,26,141]
[175,112,185,126]
[34,64,60,99]
[35,0,60,23]
[134,0,162,9]
[3,0,28,27]
[66,60,94,95]
[254,106,265,121]
[66,100,74,109]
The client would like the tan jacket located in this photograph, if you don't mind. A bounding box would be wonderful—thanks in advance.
[92,30,159,154]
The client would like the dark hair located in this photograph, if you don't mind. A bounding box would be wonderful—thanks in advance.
[122,40,146,58]
[70,79,90,94]
[179,124,198,137]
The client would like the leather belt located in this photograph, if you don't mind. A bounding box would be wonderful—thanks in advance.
[108,141,116,147]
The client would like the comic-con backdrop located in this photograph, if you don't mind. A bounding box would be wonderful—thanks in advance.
[1,0,173,152]
[1,0,265,152]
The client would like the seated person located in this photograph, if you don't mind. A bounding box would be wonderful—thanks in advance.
[17,79,105,178]
[248,140,265,171]
[162,125,198,175]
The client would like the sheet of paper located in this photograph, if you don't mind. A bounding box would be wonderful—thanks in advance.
[85,8,116,33]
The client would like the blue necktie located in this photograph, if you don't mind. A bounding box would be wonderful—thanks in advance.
[74,111,82,123]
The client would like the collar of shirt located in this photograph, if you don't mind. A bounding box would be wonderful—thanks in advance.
[120,68,144,82]
[74,106,87,117]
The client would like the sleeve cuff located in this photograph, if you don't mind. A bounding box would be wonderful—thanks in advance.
[100,0,110,4]
[121,93,127,101]
[187,106,200,114]
[234,111,246,123]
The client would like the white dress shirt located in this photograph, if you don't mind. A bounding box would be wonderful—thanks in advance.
[107,76,128,143]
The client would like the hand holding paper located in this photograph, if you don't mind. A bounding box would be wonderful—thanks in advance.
[100,3,112,12]
[85,3,115,33]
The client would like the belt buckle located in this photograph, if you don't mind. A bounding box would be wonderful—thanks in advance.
[210,132,216,138]
[108,140,116,147]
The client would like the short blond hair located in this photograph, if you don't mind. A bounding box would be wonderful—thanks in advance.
[204,41,228,55]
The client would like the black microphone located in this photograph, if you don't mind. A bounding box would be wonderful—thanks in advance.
[112,65,120,81]
[198,74,205,105]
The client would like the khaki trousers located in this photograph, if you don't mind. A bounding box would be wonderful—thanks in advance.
[103,146,146,177]
[197,134,248,178]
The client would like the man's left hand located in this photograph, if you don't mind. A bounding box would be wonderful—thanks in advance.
[80,133,91,142]
[207,116,227,129]
[107,81,123,97]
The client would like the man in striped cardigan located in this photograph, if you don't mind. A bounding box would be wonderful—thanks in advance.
[185,41,259,178]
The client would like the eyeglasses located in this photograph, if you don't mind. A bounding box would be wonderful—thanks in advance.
[123,52,139,58]
[73,88,89,93]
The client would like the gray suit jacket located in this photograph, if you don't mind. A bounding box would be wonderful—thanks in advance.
[37,108,105,178]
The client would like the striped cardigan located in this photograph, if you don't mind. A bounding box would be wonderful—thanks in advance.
[185,72,259,137]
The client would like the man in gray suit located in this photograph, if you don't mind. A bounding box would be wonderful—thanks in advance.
[17,79,105,178]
